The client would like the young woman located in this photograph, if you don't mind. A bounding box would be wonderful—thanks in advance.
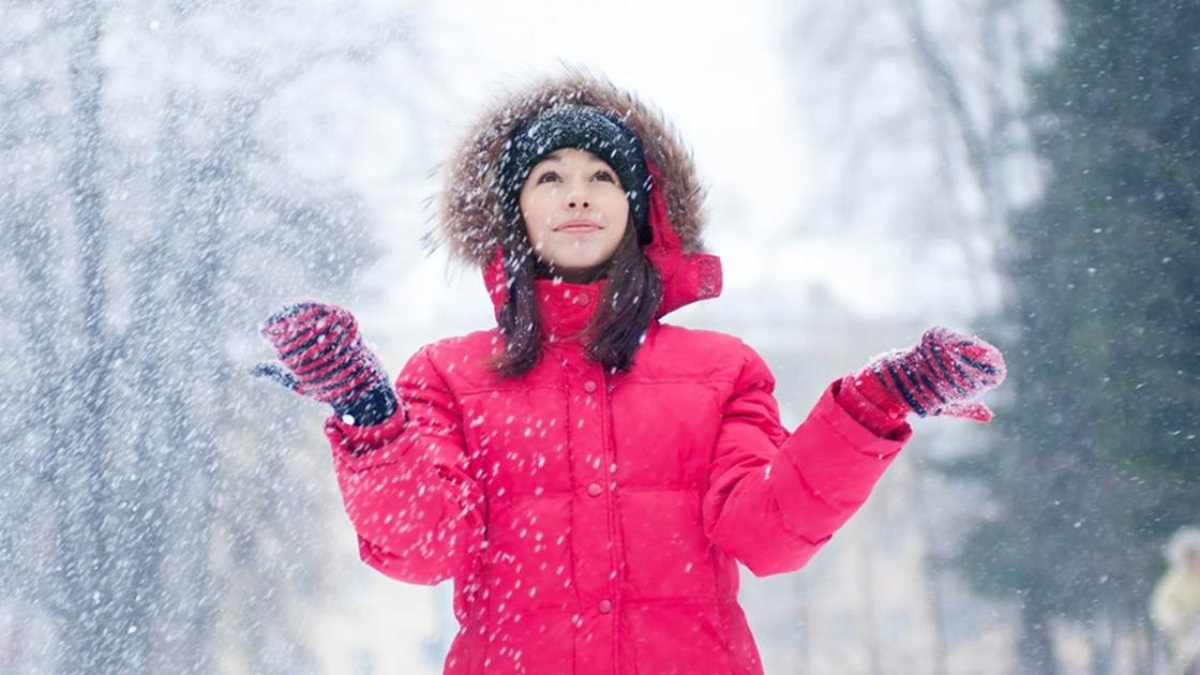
[255,72,1007,675]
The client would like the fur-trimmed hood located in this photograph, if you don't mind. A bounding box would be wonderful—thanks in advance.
[434,70,723,318]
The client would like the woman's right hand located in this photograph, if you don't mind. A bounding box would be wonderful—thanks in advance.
[252,300,397,425]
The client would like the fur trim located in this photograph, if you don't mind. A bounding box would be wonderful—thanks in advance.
[434,68,708,266]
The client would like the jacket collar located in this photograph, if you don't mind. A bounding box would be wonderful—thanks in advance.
[534,278,604,342]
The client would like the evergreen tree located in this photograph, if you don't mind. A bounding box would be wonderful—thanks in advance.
[954,1,1200,672]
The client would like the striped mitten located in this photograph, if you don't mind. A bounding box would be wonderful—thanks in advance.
[840,326,1007,428]
[252,301,397,426]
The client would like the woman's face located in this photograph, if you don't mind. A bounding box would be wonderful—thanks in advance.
[519,148,629,279]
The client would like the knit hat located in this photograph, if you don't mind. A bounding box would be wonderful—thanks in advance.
[497,104,652,244]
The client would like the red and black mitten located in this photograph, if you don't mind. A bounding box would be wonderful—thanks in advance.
[252,301,397,426]
[839,326,1007,433]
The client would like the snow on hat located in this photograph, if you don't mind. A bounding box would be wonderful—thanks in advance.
[497,104,652,244]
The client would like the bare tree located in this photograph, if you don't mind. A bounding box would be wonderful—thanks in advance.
[0,0,437,671]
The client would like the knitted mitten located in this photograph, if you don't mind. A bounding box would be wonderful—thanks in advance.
[839,326,1007,431]
[252,301,396,425]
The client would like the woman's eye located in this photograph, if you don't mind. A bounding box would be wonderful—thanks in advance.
[594,171,616,183]
[537,171,560,184]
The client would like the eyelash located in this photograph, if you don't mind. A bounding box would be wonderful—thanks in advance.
[536,171,616,184]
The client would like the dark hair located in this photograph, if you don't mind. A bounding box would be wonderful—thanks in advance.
[494,216,663,378]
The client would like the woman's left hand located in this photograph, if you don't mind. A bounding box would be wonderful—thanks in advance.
[842,326,1008,424]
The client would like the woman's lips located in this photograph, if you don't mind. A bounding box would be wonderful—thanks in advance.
[554,220,602,233]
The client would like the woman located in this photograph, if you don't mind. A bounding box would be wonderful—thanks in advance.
[254,72,1006,675]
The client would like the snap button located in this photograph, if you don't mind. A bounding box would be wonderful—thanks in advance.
[598,599,612,614]
[587,482,603,497]
[574,294,591,306]
[583,380,597,393]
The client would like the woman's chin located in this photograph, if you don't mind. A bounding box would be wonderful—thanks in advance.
[541,259,609,282]
[545,254,609,273]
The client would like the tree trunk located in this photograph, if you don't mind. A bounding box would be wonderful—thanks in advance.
[1018,595,1059,675]
[56,1,126,672]
[907,454,950,675]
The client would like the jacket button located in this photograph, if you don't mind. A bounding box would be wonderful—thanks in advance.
[587,482,603,497]
[583,380,598,393]
[574,294,591,306]
[598,599,612,614]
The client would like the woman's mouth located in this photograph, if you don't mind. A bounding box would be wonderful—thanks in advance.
[554,220,601,233]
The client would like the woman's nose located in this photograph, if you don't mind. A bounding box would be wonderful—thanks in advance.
[564,179,591,209]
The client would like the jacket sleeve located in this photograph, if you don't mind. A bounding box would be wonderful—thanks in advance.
[702,344,911,577]
[323,345,485,586]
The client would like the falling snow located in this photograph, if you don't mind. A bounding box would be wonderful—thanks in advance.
[2,1,1196,674]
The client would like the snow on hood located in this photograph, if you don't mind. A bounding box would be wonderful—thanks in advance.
[432,68,722,318]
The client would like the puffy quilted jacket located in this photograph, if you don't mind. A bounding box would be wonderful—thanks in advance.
[323,72,912,674]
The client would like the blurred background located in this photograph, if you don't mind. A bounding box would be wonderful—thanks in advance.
[1,0,1196,673]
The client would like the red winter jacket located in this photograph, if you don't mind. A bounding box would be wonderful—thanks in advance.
[323,72,912,675]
